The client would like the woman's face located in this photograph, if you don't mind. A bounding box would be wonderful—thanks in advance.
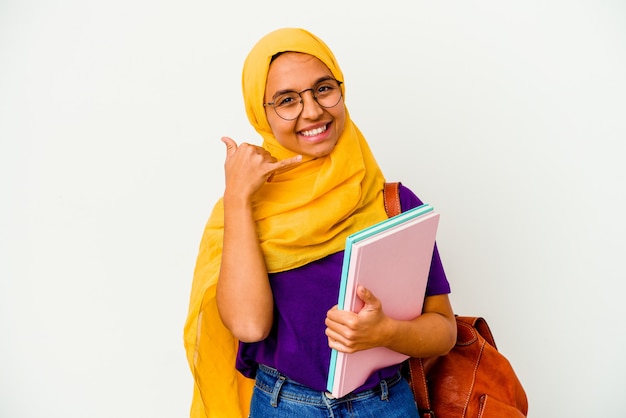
[264,52,346,158]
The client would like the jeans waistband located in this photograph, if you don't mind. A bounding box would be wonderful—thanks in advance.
[256,364,402,405]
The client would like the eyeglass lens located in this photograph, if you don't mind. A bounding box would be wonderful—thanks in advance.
[271,79,342,120]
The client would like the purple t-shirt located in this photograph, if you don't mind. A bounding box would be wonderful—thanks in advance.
[236,185,451,392]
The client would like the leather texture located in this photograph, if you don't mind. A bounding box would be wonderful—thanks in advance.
[383,182,402,218]
[383,183,529,417]
[404,317,528,418]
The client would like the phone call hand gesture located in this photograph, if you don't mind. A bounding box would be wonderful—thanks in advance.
[221,136,302,200]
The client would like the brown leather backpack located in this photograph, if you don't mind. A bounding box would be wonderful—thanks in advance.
[383,183,529,417]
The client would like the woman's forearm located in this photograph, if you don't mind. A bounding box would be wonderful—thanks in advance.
[216,193,274,342]
[382,294,457,358]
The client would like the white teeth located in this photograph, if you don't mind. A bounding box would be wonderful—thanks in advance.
[301,125,327,137]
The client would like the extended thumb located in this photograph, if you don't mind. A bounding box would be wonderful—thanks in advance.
[357,285,374,303]
[221,136,237,154]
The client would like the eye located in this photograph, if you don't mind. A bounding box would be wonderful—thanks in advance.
[275,93,299,107]
[316,81,337,97]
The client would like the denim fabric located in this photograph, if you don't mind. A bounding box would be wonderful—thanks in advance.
[249,365,419,418]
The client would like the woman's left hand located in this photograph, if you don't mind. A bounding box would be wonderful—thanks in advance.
[325,286,390,353]
[326,289,457,358]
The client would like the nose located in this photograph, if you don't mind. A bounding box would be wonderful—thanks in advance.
[299,89,324,119]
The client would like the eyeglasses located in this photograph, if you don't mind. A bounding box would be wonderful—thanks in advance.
[263,78,343,121]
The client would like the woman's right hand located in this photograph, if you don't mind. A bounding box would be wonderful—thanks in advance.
[221,136,302,199]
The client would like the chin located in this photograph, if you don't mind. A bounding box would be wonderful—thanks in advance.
[306,142,337,158]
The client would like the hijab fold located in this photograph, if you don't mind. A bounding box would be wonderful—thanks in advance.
[184,28,387,418]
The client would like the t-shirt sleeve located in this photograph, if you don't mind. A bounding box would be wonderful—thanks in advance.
[398,183,451,296]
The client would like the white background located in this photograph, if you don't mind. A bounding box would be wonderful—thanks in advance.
[1,1,625,417]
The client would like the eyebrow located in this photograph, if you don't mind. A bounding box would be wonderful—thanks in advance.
[271,76,336,97]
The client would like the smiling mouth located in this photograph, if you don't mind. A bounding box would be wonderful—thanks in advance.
[300,123,328,137]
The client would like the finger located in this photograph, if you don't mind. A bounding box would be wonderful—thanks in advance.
[265,154,303,182]
[275,154,302,170]
[325,311,342,328]
[325,328,349,351]
[357,286,380,310]
[357,285,371,301]
[284,153,303,164]
[325,306,345,323]
[221,136,238,156]
[326,309,358,331]
[326,329,356,353]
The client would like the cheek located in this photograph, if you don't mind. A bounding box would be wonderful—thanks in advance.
[333,109,347,136]
[267,113,295,142]
[266,112,283,134]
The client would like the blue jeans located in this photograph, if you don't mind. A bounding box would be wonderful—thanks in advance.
[249,364,419,418]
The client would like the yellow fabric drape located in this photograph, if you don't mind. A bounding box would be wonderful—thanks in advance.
[184,28,388,418]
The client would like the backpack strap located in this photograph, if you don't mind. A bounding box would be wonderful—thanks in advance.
[457,316,497,349]
[383,182,402,217]
[406,358,434,418]
[383,181,436,417]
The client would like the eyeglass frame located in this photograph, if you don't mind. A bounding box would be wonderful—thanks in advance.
[262,78,344,121]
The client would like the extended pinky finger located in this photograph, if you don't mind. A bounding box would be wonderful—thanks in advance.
[278,154,302,168]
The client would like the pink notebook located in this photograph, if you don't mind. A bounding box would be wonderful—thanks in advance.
[327,204,439,398]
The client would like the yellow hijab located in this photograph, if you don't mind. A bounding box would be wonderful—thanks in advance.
[184,28,388,418]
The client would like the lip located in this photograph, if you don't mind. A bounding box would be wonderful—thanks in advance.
[297,122,332,143]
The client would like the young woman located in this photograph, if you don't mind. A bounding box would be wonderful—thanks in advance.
[184,28,457,418]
